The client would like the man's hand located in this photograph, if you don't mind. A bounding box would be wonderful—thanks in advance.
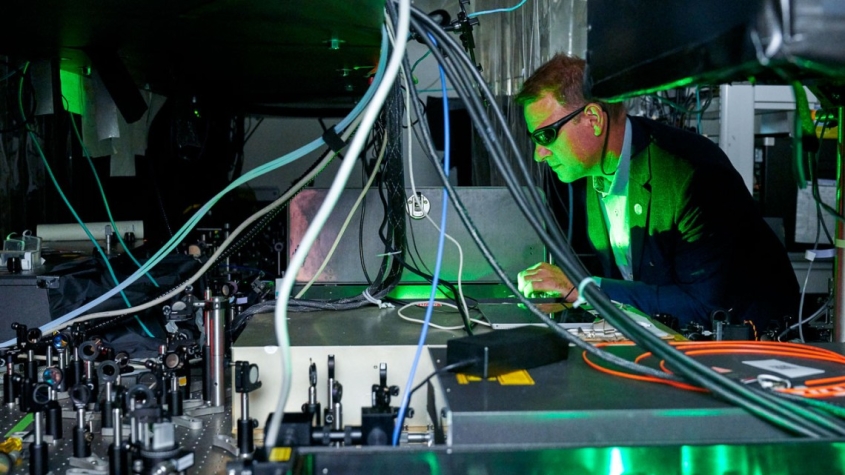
[517,262,578,303]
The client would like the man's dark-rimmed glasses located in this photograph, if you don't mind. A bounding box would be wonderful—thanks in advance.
[528,105,586,147]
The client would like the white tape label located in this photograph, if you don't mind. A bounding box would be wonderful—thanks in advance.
[742,359,824,378]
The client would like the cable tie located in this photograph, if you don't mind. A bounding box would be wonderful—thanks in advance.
[321,126,347,156]
[572,276,597,308]
[362,289,394,309]
[804,249,835,261]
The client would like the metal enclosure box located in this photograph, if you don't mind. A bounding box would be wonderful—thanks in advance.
[289,187,545,284]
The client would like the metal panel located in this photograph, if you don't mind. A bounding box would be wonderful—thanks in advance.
[0,272,56,343]
[288,187,546,284]
[0,396,233,474]
[232,309,464,431]
[296,442,845,475]
[720,84,756,193]
[428,347,823,447]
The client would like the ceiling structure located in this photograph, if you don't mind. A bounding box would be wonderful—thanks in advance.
[0,0,385,110]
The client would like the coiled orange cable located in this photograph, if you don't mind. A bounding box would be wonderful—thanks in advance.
[582,340,845,398]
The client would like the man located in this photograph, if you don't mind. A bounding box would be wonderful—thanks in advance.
[516,54,798,333]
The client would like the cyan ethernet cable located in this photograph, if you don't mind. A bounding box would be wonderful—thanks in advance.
[64,96,159,287]
[468,0,527,17]
[0,25,391,348]
[18,64,155,337]
[59,112,362,327]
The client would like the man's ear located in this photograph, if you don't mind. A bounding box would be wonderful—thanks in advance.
[584,103,605,136]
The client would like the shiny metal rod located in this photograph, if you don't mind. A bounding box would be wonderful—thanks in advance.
[204,296,227,406]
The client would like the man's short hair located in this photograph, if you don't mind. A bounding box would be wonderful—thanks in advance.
[515,54,625,119]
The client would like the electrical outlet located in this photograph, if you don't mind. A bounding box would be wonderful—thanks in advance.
[406,193,430,220]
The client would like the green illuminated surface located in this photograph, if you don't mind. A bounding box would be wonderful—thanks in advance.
[302,442,845,474]
[419,452,441,475]
[609,447,624,475]
[60,69,84,115]
[513,407,738,424]
[388,286,451,300]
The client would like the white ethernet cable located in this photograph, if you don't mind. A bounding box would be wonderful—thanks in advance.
[294,129,389,299]
[264,0,411,452]
[403,61,418,198]
[423,214,470,320]
[0,26,391,348]
[397,301,490,330]
[41,115,363,332]
[398,47,471,326]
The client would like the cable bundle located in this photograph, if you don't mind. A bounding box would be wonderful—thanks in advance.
[393,2,845,439]
[585,340,845,403]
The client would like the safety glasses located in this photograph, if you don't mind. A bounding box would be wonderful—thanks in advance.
[528,105,586,147]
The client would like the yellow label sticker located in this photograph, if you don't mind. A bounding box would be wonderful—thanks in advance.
[497,370,534,385]
[269,447,292,462]
[455,370,534,385]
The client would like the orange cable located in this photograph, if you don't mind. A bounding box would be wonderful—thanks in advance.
[581,351,706,392]
[582,340,845,399]
[805,375,845,386]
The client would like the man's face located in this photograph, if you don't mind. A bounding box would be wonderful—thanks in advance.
[524,92,599,183]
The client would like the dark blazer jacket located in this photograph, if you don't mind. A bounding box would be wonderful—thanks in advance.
[586,116,798,329]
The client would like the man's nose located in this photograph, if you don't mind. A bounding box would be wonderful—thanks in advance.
[534,146,551,163]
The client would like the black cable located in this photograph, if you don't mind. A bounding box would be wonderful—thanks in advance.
[407,359,476,403]
[399,3,845,438]
[358,158,374,285]
[768,387,845,419]
[404,0,662,357]
[390,252,474,335]
[364,115,400,296]
[406,218,434,276]
[355,124,389,287]
[376,164,392,248]
[398,85,425,128]
[215,120,379,268]
[213,154,321,266]
[292,85,407,309]
[808,112,845,232]
[409,13,571,264]
[809,115,837,243]
[244,117,264,144]
[146,144,175,239]
[392,5,682,384]
[372,187,474,334]
[414,5,834,439]
[358,192,373,285]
